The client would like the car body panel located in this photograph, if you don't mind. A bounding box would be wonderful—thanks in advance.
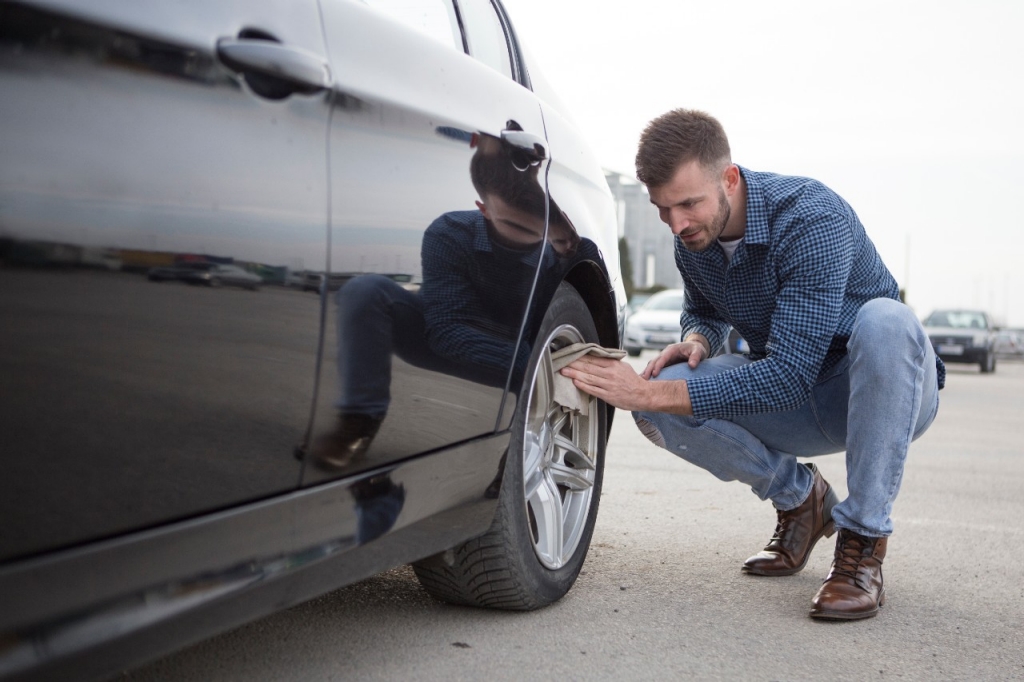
[0,432,508,680]
[0,0,329,562]
[301,0,552,483]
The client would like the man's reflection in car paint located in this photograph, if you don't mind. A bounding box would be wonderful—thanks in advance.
[313,131,579,471]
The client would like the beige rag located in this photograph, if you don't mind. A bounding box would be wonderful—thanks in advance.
[549,342,627,416]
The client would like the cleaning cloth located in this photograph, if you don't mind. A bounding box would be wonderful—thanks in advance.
[549,342,627,416]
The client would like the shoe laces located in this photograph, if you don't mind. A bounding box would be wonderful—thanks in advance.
[770,506,799,541]
[829,533,875,589]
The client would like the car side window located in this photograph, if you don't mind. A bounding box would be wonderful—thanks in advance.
[361,0,462,50]
[457,0,514,80]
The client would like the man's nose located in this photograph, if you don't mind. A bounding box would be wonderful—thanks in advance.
[668,209,689,234]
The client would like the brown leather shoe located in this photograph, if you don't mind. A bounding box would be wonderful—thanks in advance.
[742,463,838,576]
[809,529,887,620]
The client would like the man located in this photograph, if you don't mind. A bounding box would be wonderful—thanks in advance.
[561,109,943,620]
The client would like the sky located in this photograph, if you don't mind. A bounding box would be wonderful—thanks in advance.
[503,0,1024,327]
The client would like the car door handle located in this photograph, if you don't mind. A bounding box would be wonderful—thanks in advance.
[216,38,331,97]
[500,128,547,162]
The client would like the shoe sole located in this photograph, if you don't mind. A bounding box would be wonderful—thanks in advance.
[741,519,836,577]
[809,590,886,620]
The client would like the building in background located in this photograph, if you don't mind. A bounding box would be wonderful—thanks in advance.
[605,170,679,293]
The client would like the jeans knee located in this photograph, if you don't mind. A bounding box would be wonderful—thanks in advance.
[851,298,922,350]
[632,411,667,448]
[338,273,393,301]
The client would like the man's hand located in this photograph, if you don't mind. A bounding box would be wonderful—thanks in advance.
[560,356,692,415]
[642,337,709,380]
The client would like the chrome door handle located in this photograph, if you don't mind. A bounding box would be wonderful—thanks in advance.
[216,38,331,98]
[500,129,547,162]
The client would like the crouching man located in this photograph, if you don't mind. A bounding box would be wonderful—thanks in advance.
[561,109,943,619]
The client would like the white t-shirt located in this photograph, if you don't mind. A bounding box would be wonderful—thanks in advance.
[719,237,742,264]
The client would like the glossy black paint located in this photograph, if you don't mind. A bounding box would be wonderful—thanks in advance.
[0,0,623,677]
[0,0,329,561]
[0,433,509,680]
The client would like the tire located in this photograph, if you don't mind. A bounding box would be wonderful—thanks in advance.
[413,282,606,610]
[980,351,996,373]
[625,346,642,357]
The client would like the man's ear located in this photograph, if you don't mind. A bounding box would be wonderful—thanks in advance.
[475,200,489,219]
[722,164,741,194]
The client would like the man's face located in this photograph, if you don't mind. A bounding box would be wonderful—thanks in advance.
[648,160,732,253]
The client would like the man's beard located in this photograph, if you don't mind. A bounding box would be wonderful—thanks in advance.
[679,188,731,252]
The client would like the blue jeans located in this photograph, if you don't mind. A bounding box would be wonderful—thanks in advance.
[632,298,940,537]
[335,275,506,417]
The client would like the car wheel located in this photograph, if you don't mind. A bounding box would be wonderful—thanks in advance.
[625,346,642,357]
[980,350,996,373]
[413,283,606,610]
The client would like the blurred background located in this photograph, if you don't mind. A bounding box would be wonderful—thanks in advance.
[506,0,1024,328]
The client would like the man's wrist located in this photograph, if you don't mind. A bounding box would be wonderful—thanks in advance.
[684,333,711,357]
[651,379,693,416]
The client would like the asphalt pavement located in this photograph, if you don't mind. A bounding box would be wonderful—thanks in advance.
[123,356,1024,682]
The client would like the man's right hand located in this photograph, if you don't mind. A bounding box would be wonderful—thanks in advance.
[642,338,709,379]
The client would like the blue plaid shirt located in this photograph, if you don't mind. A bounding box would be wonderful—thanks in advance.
[678,166,945,419]
[420,210,551,377]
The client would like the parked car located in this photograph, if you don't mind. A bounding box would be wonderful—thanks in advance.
[182,263,262,290]
[624,291,653,318]
[624,288,686,356]
[922,309,999,373]
[624,288,746,356]
[993,329,1024,358]
[0,0,626,679]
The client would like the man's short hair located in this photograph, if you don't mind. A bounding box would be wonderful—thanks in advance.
[635,109,731,187]
[470,133,572,232]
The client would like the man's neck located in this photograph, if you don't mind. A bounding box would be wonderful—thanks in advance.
[722,172,748,240]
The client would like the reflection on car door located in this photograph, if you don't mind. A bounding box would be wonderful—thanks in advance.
[0,0,330,562]
[303,0,551,481]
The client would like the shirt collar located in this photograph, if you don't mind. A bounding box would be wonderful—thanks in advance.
[738,165,770,246]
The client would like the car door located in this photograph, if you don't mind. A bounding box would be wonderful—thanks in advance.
[0,0,330,562]
[302,0,553,481]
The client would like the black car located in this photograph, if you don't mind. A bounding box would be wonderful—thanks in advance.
[0,0,627,679]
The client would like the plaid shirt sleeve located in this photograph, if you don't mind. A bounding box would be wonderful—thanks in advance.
[678,270,730,353]
[686,210,855,418]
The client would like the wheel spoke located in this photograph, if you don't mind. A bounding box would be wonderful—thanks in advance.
[523,432,545,480]
[527,472,565,567]
[523,462,546,501]
[553,432,595,470]
[547,460,594,491]
[529,349,555,428]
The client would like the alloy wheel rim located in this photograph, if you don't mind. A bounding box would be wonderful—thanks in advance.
[522,324,599,570]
